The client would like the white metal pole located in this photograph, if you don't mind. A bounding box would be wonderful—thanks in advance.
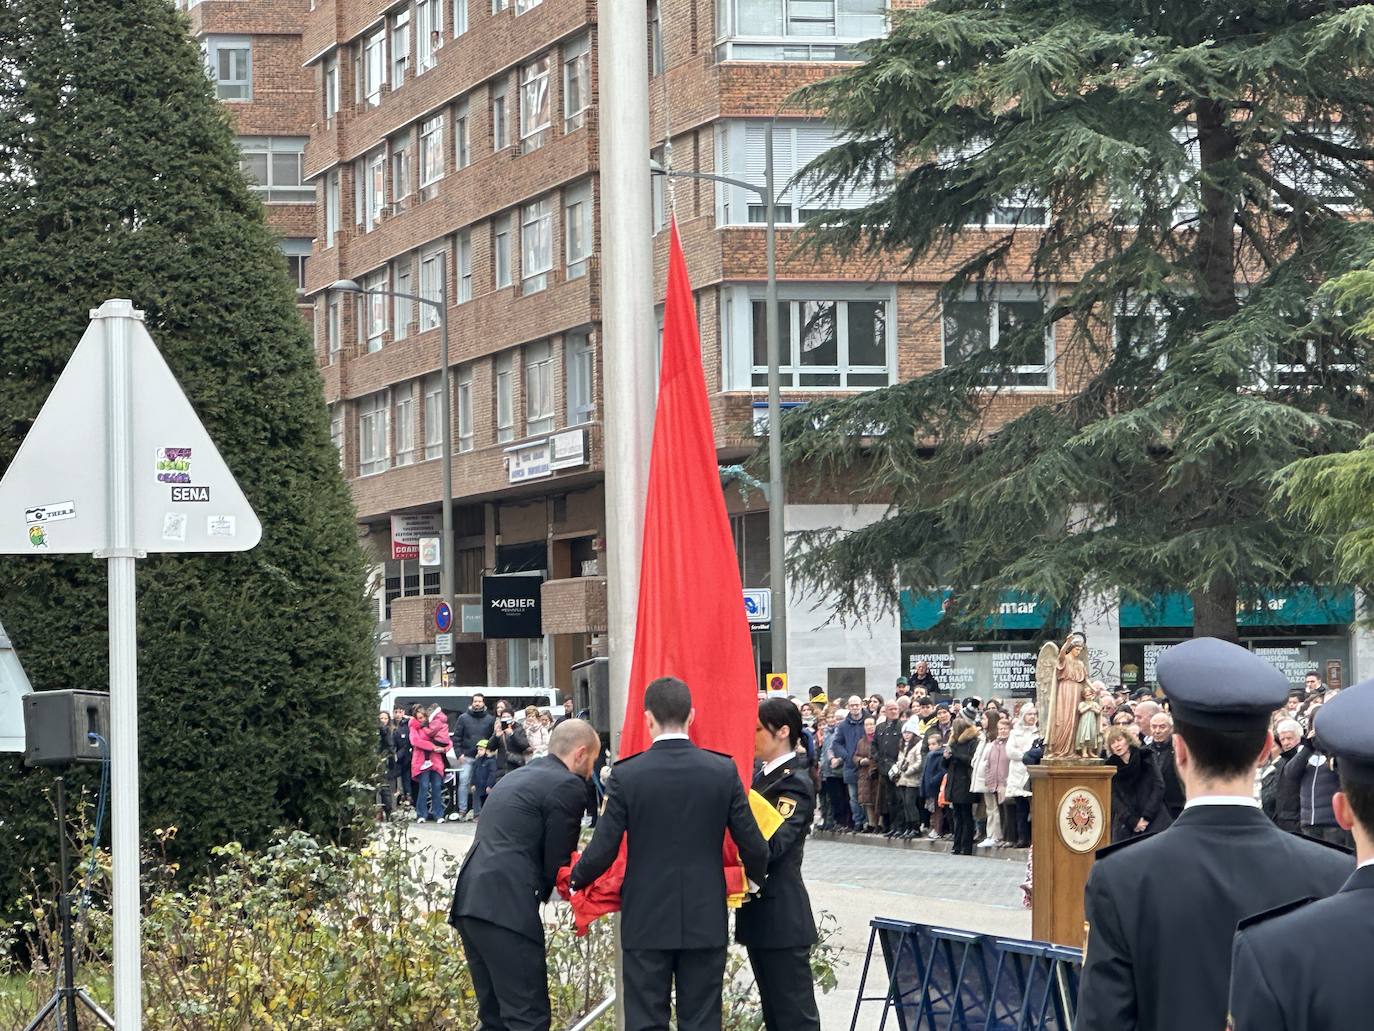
[99,298,144,1030]
[598,0,656,1026]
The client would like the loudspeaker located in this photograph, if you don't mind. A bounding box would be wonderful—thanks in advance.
[22,691,110,767]
[570,656,610,734]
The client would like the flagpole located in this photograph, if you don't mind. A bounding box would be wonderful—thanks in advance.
[599,0,657,1023]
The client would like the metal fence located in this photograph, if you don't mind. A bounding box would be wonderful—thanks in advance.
[850,918,1083,1031]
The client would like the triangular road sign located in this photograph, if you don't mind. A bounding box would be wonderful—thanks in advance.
[0,300,262,554]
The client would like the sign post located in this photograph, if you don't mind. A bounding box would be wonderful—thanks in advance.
[0,301,262,1030]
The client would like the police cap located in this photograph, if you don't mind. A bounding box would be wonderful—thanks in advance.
[1314,678,1374,786]
[1156,637,1288,732]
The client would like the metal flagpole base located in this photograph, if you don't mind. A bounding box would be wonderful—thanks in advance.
[22,987,118,1031]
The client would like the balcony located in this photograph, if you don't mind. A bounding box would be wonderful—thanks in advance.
[388,593,482,646]
[541,576,607,635]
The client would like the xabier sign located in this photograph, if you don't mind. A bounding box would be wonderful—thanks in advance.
[481,573,542,638]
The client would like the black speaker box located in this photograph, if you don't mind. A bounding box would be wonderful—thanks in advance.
[22,690,110,767]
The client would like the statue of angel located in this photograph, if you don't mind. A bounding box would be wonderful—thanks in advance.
[1034,632,1090,760]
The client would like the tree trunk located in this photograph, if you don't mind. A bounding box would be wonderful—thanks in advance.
[1192,578,1239,642]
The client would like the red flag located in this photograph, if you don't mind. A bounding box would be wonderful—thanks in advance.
[561,221,759,930]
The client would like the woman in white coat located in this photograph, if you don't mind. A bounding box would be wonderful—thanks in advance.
[1003,702,1038,848]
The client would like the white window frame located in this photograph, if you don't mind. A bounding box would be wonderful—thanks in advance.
[280,238,311,296]
[455,100,471,169]
[391,10,410,86]
[365,148,386,230]
[364,271,389,351]
[520,56,552,154]
[496,352,515,442]
[423,374,444,460]
[327,292,342,357]
[715,0,888,62]
[564,180,593,279]
[363,30,387,107]
[493,0,509,12]
[358,390,392,476]
[420,248,444,330]
[525,341,555,436]
[330,405,345,470]
[516,0,542,13]
[521,198,553,294]
[325,170,340,247]
[395,387,416,466]
[394,258,414,340]
[457,365,475,451]
[492,78,510,151]
[206,36,252,101]
[324,60,340,121]
[563,35,590,133]
[565,332,595,425]
[457,230,474,302]
[420,113,445,188]
[494,215,512,289]
[391,132,413,210]
[416,0,443,73]
[720,283,897,391]
[454,0,469,35]
[650,1,665,76]
[940,285,1055,390]
[237,137,313,204]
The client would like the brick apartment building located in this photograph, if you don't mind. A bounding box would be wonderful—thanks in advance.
[181,0,1353,705]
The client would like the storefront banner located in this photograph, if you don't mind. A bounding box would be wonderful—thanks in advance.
[1120,586,1355,629]
[900,589,1056,633]
[481,573,543,639]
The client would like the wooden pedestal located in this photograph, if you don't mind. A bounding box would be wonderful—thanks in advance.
[1027,762,1115,949]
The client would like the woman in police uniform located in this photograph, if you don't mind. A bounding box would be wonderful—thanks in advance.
[735,698,822,1031]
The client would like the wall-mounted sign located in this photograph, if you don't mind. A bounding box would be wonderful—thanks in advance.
[549,428,588,471]
[418,537,440,567]
[390,512,440,561]
[461,604,483,634]
[482,573,543,638]
[744,588,771,625]
[508,442,552,484]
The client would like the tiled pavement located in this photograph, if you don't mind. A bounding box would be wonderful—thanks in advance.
[803,834,1028,909]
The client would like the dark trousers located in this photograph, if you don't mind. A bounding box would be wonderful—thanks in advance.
[1006,796,1030,845]
[455,916,550,1031]
[622,946,727,1031]
[951,802,975,855]
[1303,823,1356,850]
[899,786,922,830]
[821,779,850,828]
[748,946,820,1031]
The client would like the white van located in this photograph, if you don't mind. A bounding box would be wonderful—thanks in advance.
[378,685,559,730]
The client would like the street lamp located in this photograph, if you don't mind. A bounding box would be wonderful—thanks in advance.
[650,123,788,674]
[331,261,456,673]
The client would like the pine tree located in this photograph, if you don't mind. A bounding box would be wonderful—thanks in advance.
[0,0,376,910]
[782,0,1374,641]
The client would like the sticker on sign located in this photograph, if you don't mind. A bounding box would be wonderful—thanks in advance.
[25,502,76,524]
[171,486,209,503]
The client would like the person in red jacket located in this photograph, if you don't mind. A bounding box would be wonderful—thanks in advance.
[411,705,451,822]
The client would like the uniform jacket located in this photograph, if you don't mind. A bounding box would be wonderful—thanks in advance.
[735,756,818,950]
[1076,804,1351,1031]
[449,754,588,943]
[568,738,769,951]
[1228,863,1374,1031]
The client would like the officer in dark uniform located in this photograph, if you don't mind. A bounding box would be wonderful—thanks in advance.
[1228,677,1374,1030]
[735,698,821,1031]
[449,719,601,1031]
[1076,638,1352,1031]
[569,677,769,1031]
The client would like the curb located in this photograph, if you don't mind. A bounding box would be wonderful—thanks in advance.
[812,828,1029,863]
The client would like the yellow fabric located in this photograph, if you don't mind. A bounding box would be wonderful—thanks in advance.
[749,788,785,840]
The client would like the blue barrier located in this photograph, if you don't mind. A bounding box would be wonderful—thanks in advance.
[850,919,1083,1031]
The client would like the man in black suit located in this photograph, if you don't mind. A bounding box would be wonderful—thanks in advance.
[569,677,769,1031]
[735,698,820,1031]
[450,718,601,1031]
[1228,677,1374,1030]
[1076,638,1352,1031]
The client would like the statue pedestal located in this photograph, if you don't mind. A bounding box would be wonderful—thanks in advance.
[1027,762,1115,949]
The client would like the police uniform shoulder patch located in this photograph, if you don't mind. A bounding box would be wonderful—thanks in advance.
[1235,896,1315,933]
[1295,831,1355,856]
[776,797,797,819]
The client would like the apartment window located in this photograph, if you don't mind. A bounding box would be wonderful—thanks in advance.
[520,57,551,154]
[649,2,665,76]
[720,285,895,389]
[280,239,311,295]
[416,0,442,72]
[496,352,515,442]
[1272,124,1361,210]
[363,30,386,106]
[716,0,886,60]
[942,287,1052,388]
[363,271,388,351]
[566,332,595,425]
[395,388,416,466]
[457,230,473,302]
[516,0,542,13]
[365,148,386,230]
[526,341,555,436]
[457,365,474,451]
[455,101,471,169]
[454,0,469,35]
[391,10,410,85]
[715,119,881,225]
[238,137,313,204]
[325,170,340,247]
[329,406,344,470]
[420,248,444,330]
[206,37,251,101]
[420,113,445,187]
[327,292,341,357]
[494,215,512,289]
[393,258,414,340]
[423,375,444,459]
[324,60,340,121]
[492,78,510,151]
[521,198,553,294]
[564,180,593,279]
[392,133,413,209]
[650,145,667,232]
[493,0,509,12]
[563,35,590,132]
[358,391,391,475]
